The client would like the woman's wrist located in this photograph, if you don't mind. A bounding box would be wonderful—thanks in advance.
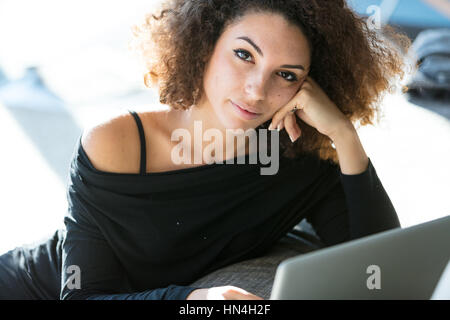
[331,126,369,175]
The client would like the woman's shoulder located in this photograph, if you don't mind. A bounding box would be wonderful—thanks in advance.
[80,109,164,174]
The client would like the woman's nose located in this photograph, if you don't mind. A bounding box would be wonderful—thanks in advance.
[244,74,266,101]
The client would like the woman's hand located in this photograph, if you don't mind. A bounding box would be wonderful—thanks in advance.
[268,76,352,142]
[186,286,264,300]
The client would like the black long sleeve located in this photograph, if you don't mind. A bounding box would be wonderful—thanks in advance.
[305,157,401,246]
[60,196,201,300]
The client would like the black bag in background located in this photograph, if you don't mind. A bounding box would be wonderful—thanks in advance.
[406,28,450,101]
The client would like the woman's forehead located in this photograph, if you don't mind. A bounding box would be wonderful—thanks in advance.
[221,12,311,61]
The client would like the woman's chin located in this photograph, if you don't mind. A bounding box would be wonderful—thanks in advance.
[222,117,255,130]
[222,112,259,130]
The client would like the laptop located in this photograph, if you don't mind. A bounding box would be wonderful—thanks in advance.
[270,215,450,300]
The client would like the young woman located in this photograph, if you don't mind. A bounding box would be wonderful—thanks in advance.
[0,0,410,300]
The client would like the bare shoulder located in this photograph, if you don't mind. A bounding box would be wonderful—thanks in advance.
[80,110,144,174]
[81,107,178,174]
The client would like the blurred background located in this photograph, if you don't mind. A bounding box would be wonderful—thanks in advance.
[0,0,449,254]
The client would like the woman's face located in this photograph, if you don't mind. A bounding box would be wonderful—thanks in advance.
[200,11,311,130]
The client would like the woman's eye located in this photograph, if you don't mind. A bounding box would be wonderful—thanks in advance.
[234,49,298,83]
[233,49,252,62]
[278,71,298,82]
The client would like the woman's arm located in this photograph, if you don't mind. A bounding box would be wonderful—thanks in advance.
[305,155,401,247]
[330,122,369,175]
[61,126,202,300]
[61,204,201,300]
[269,75,401,245]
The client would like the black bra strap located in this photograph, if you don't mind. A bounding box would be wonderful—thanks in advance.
[128,110,147,175]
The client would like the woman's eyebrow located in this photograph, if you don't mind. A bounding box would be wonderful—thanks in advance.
[236,36,306,71]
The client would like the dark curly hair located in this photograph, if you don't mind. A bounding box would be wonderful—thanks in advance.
[129,0,412,164]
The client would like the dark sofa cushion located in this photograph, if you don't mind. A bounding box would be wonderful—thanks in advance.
[189,233,323,300]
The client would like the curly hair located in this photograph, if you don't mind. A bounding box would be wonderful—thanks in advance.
[129,0,412,164]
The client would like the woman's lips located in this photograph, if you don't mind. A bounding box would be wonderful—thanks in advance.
[230,101,262,120]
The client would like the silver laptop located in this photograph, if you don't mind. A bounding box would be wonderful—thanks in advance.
[270,215,450,300]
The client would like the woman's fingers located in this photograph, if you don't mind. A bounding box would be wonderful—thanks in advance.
[269,92,306,131]
[222,286,264,300]
[283,112,302,142]
[270,111,303,143]
[276,118,285,132]
[188,286,265,300]
[226,290,264,300]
